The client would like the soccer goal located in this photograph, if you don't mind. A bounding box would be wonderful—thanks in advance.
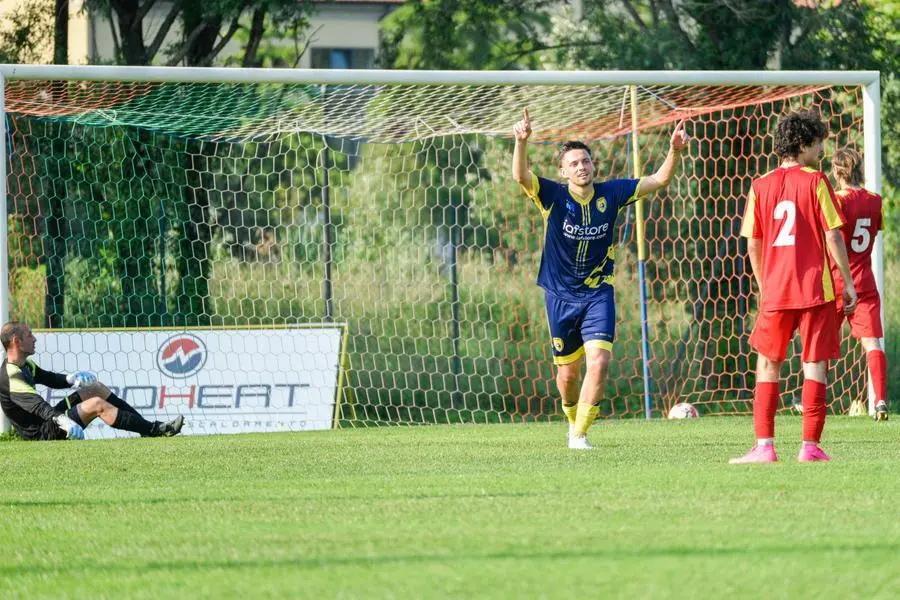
[0,67,883,434]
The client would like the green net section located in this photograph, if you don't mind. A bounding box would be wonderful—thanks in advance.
[5,79,870,427]
[7,80,826,140]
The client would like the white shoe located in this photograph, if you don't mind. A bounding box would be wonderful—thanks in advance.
[568,422,576,442]
[568,434,593,450]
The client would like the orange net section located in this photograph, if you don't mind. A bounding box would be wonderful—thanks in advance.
[540,84,829,141]
[5,80,158,117]
[581,86,868,418]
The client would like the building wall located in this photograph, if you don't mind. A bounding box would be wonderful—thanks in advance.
[301,4,395,68]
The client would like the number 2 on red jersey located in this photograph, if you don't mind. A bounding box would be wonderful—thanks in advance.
[772,200,796,247]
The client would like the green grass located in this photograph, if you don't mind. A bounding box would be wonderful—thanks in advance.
[1,417,898,599]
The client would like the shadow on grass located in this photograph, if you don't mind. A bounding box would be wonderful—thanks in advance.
[0,489,561,509]
[1,542,899,577]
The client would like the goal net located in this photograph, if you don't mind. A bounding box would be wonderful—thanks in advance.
[0,69,882,432]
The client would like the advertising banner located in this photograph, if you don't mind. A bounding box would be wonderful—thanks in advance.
[36,326,344,437]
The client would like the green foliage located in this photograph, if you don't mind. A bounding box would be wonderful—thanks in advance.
[0,427,22,441]
[379,0,555,69]
[6,80,351,328]
[546,1,898,73]
[220,1,317,68]
[0,0,53,64]
[551,1,789,70]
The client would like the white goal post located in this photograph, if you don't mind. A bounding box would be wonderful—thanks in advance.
[0,67,883,433]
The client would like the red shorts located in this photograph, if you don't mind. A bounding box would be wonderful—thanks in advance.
[835,289,883,339]
[750,302,839,363]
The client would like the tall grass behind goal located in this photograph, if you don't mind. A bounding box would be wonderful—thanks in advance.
[0,68,883,428]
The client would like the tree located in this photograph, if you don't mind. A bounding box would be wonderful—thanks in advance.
[54,0,68,64]
[0,0,54,63]
[379,0,556,70]
[85,0,316,67]
[542,1,896,72]
[58,1,319,327]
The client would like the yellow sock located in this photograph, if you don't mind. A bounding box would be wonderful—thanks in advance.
[574,403,599,436]
[562,403,578,426]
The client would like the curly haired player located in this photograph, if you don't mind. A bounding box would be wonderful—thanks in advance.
[732,110,857,464]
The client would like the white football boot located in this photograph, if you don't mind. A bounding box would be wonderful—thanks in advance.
[568,434,593,450]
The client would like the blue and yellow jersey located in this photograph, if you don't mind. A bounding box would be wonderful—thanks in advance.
[523,173,642,302]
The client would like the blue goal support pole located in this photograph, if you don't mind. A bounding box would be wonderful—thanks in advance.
[630,86,653,420]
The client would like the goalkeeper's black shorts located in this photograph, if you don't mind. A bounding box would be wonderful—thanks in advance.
[36,393,86,441]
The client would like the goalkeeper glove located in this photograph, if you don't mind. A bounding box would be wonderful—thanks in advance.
[66,371,98,388]
[54,414,85,440]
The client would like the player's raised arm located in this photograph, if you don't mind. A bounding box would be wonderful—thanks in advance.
[637,119,690,197]
[512,108,533,186]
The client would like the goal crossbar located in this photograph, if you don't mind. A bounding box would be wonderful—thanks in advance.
[0,65,880,87]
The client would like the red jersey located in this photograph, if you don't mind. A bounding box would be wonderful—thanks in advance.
[831,187,881,294]
[740,165,845,310]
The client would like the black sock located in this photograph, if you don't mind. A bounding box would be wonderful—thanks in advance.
[112,408,158,436]
[105,393,142,416]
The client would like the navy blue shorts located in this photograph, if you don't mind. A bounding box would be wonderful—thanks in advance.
[545,287,616,365]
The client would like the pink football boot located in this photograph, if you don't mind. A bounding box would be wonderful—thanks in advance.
[729,444,777,464]
[797,444,831,462]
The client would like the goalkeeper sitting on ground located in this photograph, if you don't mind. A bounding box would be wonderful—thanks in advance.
[0,322,183,440]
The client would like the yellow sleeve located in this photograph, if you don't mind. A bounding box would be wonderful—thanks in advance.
[625,177,646,206]
[521,172,553,217]
[7,363,38,395]
[817,180,844,230]
[520,172,540,201]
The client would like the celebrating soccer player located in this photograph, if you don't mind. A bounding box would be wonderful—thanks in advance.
[0,322,184,440]
[829,148,888,421]
[511,108,689,449]
[731,110,857,464]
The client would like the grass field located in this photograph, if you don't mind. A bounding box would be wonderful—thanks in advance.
[1,417,898,599]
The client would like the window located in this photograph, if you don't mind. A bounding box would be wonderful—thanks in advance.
[311,48,375,69]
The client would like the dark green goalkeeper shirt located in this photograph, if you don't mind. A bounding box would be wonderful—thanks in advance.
[0,358,70,440]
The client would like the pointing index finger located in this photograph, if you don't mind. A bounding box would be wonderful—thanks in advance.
[523,108,530,123]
